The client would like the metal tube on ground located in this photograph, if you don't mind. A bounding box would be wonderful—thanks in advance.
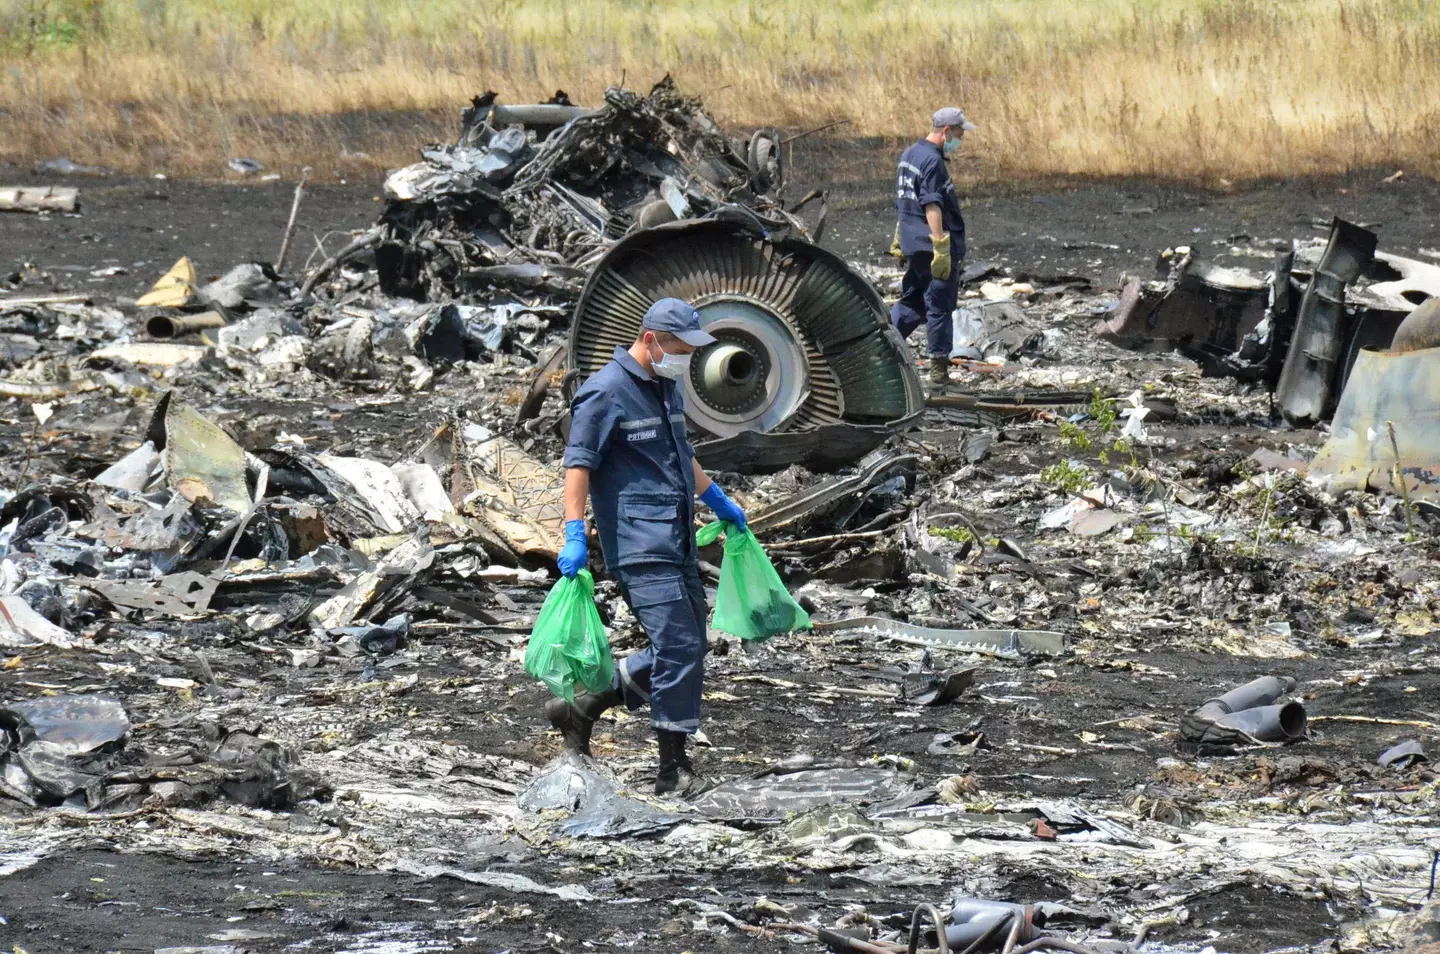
[145,310,226,339]
[949,917,1010,954]
[816,926,905,954]
[908,904,952,954]
[773,922,901,954]
[1211,702,1309,742]
[945,901,1043,953]
[1197,675,1295,717]
[1000,917,1023,954]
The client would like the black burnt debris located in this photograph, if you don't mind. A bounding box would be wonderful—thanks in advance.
[1,83,1439,954]
[373,77,819,305]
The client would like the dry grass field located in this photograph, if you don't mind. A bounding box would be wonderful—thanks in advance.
[1,0,1436,182]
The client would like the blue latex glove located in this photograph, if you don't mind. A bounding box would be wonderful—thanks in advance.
[557,520,588,578]
[701,483,748,534]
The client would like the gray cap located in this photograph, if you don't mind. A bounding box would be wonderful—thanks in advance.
[642,297,716,347]
[932,107,977,132]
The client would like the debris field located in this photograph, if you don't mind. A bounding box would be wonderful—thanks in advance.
[1,82,1438,954]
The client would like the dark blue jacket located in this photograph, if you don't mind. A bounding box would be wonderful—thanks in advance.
[895,139,966,258]
[564,346,697,569]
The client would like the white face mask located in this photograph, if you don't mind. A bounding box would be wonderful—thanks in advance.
[652,349,691,380]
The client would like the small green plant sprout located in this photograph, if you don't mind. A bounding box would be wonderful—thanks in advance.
[1058,420,1093,453]
[928,526,976,544]
[1041,459,1095,494]
[1088,389,1118,434]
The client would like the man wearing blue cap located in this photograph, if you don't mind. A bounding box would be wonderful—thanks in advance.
[547,297,748,796]
[892,106,977,386]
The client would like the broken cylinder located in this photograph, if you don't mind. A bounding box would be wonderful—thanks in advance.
[569,220,925,472]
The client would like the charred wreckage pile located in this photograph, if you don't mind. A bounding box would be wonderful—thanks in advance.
[1099,216,1440,499]
[1,79,1439,954]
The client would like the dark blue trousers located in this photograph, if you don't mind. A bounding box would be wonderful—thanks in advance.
[613,560,708,734]
[891,249,958,358]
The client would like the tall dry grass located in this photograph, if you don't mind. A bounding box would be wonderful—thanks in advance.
[1,0,1437,182]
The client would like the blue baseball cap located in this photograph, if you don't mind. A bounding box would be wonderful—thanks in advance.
[642,297,715,347]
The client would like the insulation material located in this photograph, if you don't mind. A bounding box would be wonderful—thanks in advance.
[1310,345,1440,501]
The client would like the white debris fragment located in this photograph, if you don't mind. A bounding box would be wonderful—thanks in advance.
[0,595,80,649]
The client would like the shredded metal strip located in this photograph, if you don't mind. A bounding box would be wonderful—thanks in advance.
[813,617,1065,657]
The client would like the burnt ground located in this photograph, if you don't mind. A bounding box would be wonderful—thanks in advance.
[6,140,1440,296]
[2,848,832,953]
[3,144,1440,953]
[4,624,1436,953]
[0,845,1367,954]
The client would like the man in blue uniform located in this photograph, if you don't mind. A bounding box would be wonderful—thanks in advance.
[892,106,976,386]
[547,297,749,796]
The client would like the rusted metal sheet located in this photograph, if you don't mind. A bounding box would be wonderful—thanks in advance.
[1099,253,1268,352]
[1391,298,1440,352]
[1309,345,1440,501]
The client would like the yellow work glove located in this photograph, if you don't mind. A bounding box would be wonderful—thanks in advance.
[930,233,953,281]
[888,223,904,258]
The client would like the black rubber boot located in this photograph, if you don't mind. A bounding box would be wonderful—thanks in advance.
[654,730,715,797]
[545,687,622,757]
[928,359,950,386]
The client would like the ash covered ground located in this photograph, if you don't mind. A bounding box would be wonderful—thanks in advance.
[1,126,1439,954]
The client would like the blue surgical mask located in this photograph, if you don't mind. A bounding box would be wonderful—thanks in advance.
[942,136,961,157]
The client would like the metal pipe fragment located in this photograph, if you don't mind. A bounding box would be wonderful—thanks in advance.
[0,293,89,309]
[490,104,596,127]
[944,901,1043,954]
[1204,703,1308,741]
[1201,675,1293,713]
[909,903,952,954]
[145,310,226,339]
[1000,918,1023,954]
[1012,941,1104,954]
[773,922,901,954]
[816,925,902,954]
[1191,675,1307,742]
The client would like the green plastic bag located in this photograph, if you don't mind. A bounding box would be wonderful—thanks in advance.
[524,569,615,702]
[696,521,812,642]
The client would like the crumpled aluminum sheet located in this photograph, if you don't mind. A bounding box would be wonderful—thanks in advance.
[517,754,693,839]
[690,764,912,818]
[1,694,128,754]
